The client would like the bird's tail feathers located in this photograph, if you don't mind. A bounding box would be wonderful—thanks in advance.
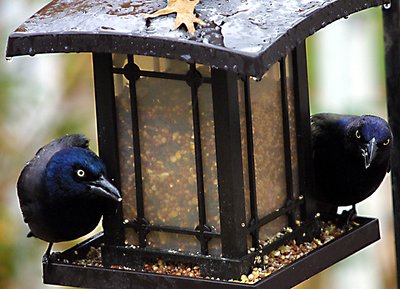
[58,134,89,149]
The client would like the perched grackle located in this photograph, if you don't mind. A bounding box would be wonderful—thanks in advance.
[310,113,392,221]
[17,134,121,258]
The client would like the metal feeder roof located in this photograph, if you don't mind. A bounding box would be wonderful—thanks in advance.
[6,0,388,78]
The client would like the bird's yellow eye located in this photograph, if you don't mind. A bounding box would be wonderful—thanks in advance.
[355,130,361,139]
[76,169,85,178]
[383,138,391,146]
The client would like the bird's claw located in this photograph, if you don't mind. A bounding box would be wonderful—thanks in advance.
[42,253,51,264]
[42,242,54,264]
[337,206,357,228]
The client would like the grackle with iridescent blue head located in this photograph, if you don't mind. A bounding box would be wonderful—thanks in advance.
[310,113,392,221]
[17,134,121,258]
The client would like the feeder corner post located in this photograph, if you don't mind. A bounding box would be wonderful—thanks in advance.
[383,2,400,288]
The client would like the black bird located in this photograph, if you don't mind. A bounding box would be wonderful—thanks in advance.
[17,134,121,257]
[310,113,392,220]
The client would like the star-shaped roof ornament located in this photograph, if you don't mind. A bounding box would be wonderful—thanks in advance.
[145,0,206,34]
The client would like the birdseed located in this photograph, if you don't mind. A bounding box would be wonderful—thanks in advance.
[67,221,355,283]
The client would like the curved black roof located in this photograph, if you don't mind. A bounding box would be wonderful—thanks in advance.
[6,0,387,77]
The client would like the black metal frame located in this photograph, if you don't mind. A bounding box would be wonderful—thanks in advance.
[93,46,317,279]
[93,53,124,246]
[292,42,316,219]
[211,67,248,262]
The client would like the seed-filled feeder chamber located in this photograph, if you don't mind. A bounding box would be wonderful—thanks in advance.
[6,0,389,288]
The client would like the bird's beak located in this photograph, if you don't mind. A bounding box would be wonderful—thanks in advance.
[88,176,122,202]
[361,137,378,169]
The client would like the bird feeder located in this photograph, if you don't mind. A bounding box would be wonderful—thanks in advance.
[6,0,389,288]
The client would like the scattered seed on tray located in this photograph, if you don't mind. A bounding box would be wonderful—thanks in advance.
[67,221,358,284]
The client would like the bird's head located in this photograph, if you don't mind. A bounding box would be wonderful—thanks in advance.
[45,147,121,202]
[345,115,392,169]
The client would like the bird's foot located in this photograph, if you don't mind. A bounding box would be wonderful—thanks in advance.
[42,242,53,264]
[337,206,357,229]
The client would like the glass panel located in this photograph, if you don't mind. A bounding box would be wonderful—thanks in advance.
[114,56,221,249]
[136,76,199,229]
[135,55,189,73]
[286,55,300,199]
[124,228,138,246]
[147,232,200,254]
[113,55,137,245]
[113,53,127,69]
[259,215,288,241]
[238,79,251,224]
[247,234,254,250]
[198,82,220,232]
[196,63,211,78]
[208,238,222,257]
[251,62,287,218]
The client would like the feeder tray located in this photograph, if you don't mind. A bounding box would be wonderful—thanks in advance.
[44,216,379,289]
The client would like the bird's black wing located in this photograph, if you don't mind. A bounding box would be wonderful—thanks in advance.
[17,134,90,224]
[311,113,339,152]
[310,113,358,146]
